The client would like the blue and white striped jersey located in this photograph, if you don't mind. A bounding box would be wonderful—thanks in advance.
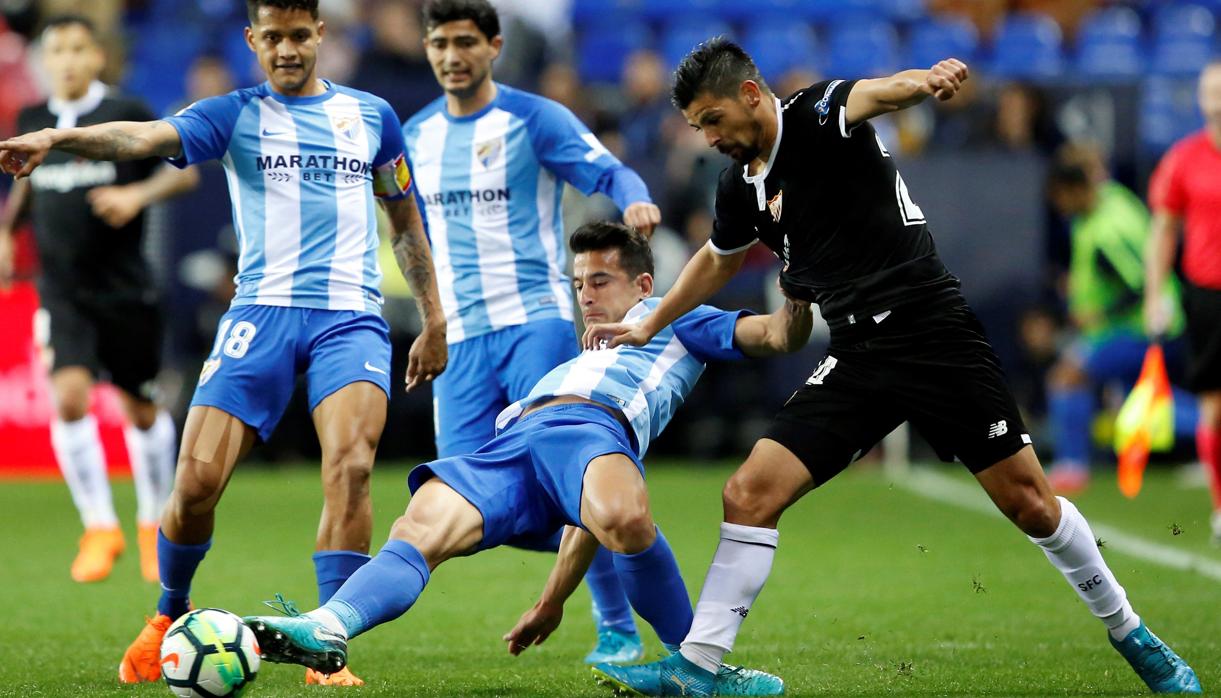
[403,84,651,344]
[495,299,748,457]
[165,80,414,313]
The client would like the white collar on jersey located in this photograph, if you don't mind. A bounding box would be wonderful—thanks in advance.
[742,97,784,211]
[48,80,107,129]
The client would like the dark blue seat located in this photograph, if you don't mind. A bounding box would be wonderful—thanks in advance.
[905,16,979,68]
[741,19,819,82]
[1075,7,1145,80]
[577,20,652,84]
[1140,77,1204,154]
[660,16,733,70]
[825,20,899,79]
[989,13,1064,79]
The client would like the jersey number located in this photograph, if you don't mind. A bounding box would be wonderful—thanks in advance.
[895,173,926,226]
[211,320,257,359]
[806,356,838,385]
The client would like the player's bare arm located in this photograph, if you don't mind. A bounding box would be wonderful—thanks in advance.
[1144,210,1182,336]
[381,194,448,391]
[583,241,746,350]
[734,297,814,358]
[0,120,182,179]
[844,59,969,125]
[0,177,29,286]
[502,526,599,656]
[88,165,200,229]
[623,201,661,239]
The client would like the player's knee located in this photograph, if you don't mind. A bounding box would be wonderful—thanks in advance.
[322,444,375,504]
[1004,488,1059,538]
[596,506,656,554]
[722,471,783,527]
[54,386,91,422]
[170,456,224,512]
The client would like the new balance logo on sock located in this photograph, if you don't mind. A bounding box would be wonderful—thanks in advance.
[987,420,1008,438]
[730,606,750,618]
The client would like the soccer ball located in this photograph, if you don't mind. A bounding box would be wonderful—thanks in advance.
[160,609,260,697]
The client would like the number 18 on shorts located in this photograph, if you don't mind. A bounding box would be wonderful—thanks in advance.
[190,305,392,441]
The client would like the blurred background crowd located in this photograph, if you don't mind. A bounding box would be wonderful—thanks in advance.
[0,0,1215,467]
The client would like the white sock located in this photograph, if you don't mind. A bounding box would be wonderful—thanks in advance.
[51,415,118,529]
[680,523,779,673]
[304,607,350,641]
[126,411,177,525]
[1030,497,1140,641]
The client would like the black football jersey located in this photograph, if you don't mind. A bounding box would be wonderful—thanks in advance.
[711,80,962,329]
[18,94,160,303]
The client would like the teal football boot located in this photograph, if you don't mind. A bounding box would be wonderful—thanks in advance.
[586,627,645,665]
[242,594,347,674]
[1110,623,1202,693]
[716,663,786,696]
[593,653,716,696]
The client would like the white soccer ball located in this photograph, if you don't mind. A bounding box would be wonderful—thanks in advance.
[160,608,260,697]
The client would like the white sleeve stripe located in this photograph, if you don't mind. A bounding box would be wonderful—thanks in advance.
[707,238,757,256]
[838,105,862,139]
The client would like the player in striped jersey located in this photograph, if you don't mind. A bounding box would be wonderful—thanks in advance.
[0,0,447,688]
[241,222,804,696]
[404,0,661,665]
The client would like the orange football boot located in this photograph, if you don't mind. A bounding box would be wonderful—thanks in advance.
[119,613,173,683]
[137,524,159,583]
[306,666,365,686]
[71,526,125,583]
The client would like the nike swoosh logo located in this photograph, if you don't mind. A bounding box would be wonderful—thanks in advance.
[313,626,343,643]
[161,653,180,669]
[364,361,387,375]
[262,128,285,137]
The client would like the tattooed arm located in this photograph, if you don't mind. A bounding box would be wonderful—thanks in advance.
[0,121,182,178]
[381,194,448,391]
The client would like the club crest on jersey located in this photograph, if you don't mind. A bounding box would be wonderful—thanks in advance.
[330,113,361,140]
[475,137,504,169]
[768,190,784,223]
[198,358,221,386]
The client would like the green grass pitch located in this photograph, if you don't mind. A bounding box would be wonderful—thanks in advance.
[1,461,1217,696]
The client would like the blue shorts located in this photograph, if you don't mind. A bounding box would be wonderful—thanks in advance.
[433,319,578,457]
[191,305,391,441]
[1072,332,1187,386]
[407,404,641,550]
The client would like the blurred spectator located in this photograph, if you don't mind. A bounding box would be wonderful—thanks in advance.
[537,61,592,122]
[994,82,1064,154]
[618,50,670,204]
[0,19,40,139]
[1043,143,1189,494]
[493,0,572,87]
[351,0,438,121]
[183,54,234,106]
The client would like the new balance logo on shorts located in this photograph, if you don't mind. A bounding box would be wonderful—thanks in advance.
[987,420,1008,438]
[730,606,750,618]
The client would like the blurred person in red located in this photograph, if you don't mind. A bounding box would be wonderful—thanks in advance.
[0,15,198,583]
[1146,60,1221,545]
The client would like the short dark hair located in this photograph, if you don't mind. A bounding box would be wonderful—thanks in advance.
[672,36,770,110]
[246,0,319,24]
[570,221,654,278]
[42,14,97,39]
[422,0,500,40]
[1046,161,1090,190]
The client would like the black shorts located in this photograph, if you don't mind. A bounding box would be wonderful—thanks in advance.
[42,295,163,401]
[765,304,1030,486]
[1182,282,1221,392]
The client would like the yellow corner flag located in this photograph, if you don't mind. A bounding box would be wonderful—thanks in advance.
[1113,344,1174,498]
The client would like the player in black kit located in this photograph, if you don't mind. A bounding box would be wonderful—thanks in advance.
[587,39,1201,696]
[0,15,197,584]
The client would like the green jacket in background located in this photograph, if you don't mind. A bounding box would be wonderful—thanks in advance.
[1068,181,1184,342]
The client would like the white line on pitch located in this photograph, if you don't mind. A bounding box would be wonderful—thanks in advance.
[897,467,1221,583]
